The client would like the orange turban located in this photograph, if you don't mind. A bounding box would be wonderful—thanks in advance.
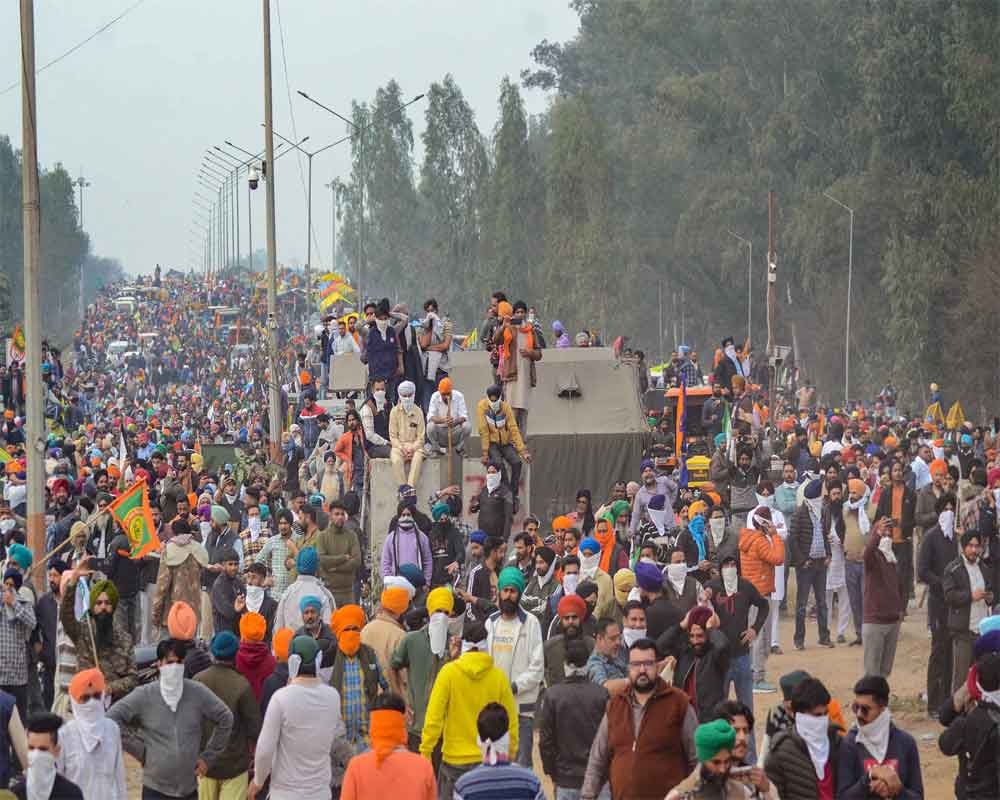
[497,301,513,319]
[438,377,453,395]
[239,611,267,642]
[272,628,294,662]
[331,604,366,635]
[380,587,410,617]
[552,515,573,531]
[69,668,106,703]
[930,459,948,478]
[847,478,867,497]
[883,436,898,449]
[167,601,198,641]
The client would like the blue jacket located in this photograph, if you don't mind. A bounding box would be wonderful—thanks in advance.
[837,722,923,799]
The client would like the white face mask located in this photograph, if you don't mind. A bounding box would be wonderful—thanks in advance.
[878,536,897,563]
[373,390,386,407]
[200,521,212,538]
[755,493,774,509]
[375,318,389,335]
[27,749,58,800]
[580,551,601,579]
[70,696,106,752]
[856,707,892,764]
[709,517,726,543]
[0,518,14,533]
[794,712,831,778]
[225,493,237,503]
[401,397,415,413]
[245,584,266,613]
[724,345,737,359]
[485,473,501,492]
[489,399,501,413]
[248,516,262,535]
[428,611,450,657]
[158,662,185,712]
[722,566,739,595]
[562,573,580,595]
[667,562,687,587]
[622,627,646,648]
[938,509,955,540]
[477,732,510,766]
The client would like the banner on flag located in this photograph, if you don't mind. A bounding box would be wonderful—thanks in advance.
[108,479,160,559]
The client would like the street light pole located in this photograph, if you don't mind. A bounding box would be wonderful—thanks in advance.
[325,179,337,272]
[206,152,241,270]
[727,230,752,343]
[74,174,90,318]
[270,130,316,318]
[262,0,282,461]
[824,191,854,406]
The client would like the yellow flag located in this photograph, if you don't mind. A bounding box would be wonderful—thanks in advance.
[945,401,966,430]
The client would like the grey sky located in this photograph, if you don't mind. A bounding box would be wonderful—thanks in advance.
[1,1,578,276]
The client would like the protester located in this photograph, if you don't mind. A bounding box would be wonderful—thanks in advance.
[11,712,84,799]
[274,547,336,632]
[861,516,905,678]
[235,611,276,702]
[544,593,595,688]
[151,519,210,635]
[789,479,834,650]
[0,567,36,726]
[452,702,544,800]
[939,652,1000,800]
[944,530,994,691]
[57,669,126,800]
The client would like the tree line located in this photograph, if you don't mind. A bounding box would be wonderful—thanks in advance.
[333,0,999,415]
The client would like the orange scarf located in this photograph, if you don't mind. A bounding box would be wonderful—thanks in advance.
[594,519,616,574]
[370,709,407,766]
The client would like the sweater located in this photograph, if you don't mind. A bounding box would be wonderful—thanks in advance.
[454,761,544,800]
[381,528,433,586]
[838,723,923,799]
[108,679,234,798]
[419,650,519,766]
[862,534,903,625]
[315,524,362,598]
[194,662,263,779]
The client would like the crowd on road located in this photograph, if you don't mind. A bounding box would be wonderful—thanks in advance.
[0,273,997,798]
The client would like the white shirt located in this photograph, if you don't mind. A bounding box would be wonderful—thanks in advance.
[821,440,843,457]
[911,456,932,491]
[254,680,347,800]
[427,389,468,423]
[330,332,360,356]
[964,557,988,633]
[58,717,127,800]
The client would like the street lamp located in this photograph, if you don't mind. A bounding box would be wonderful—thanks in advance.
[296,90,426,302]
[324,178,339,272]
[727,230,752,343]
[74,174,91,318]
[824,191,854,406]
[206,151,240,269]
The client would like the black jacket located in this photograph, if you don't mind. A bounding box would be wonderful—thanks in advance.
[260,660,289,718]
[12,774,84,799]
[538,674,609,789]
[645,594,684,642]
[943,556,994,634]
[106,533,142,598]
[940,699,1000,799]
[34,591,58,671]
[765,726,841,800]
[706,577,768,658]
[655,625,729,721]
[917,524,959,628]
[874,483,916,540]
[788,503,833,568]
[428,522,464,588]
[473,485,514,543]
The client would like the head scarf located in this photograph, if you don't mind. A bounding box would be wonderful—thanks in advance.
[613,568,636,606]
[383,575,416,599]
[68,668,106,703]
[7,543,31,570]
[370,708,408,767]
[167,601,197,641]
[930,459,948,478]
[331,605,365,656]
[635,560,663,592]
[299,595,323,614]
[3,569,22,590]
[211,630,240,660]
[687,514,707,562]
[210,505,230,526]
[431,502,450,522]
[593,518,616,574]
[272,628,294,662]
[399,563,426,589]
[557,593,587,620]
[610,500,631,523]
[296,547,318,575]
[695,718,736,762]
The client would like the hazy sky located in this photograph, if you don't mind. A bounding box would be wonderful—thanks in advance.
[0,1,578,276]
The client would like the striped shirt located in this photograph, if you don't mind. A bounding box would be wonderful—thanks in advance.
[454,761,544,800]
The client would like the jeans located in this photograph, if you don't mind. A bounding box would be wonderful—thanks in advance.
[844,559,864,639]
[724,653,757,764]
[488,443,522,498]
[517,713,533,768]
[794,562,829,645]
[863,621,901,677]
[556,787,611,800]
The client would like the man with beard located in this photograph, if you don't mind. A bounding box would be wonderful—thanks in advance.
[874,459,916,614]
[274,548,336,632]
[201,505,240,639]
[944,530,994,691]
[581,637,698,799]
[458,530,487,600]
[823,480,852,644]
[0,568,35,728]
[700,380,726,441]
[669,717,779,800]
[315,499,362,608]
[657,605,730,722]
[712,700,775,797]
[789,479,834,650]
[294,595,337,668]
[509,531,537,583]
[544,594,595,688]
[427,500,464,588]
[333,409,367,497]
[33,559,68,711]
[484,567,544,768]
[210,547,245,637]
[461,536,505,623]
[521,546,559,631]
[59,570,136,703]
[243,563,278,642]
[361,586,409,694]
[630,460,678,538]
[253,509,300,599]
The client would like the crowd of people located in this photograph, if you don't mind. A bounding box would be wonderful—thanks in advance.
[0,273,997,799]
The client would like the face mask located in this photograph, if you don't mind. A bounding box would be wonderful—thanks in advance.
[855,708,892,764]
[0,519,14,533]
[724,345,737,359]
[338,631,361,657]
[246,585,265,613]
[70,696,106,752]
[622,627,646,648]
[200,521,212,538]
[486,473,501,492]
[398,517,415,531]
[878,536,897,563]
[794,713,831,778]
[562,573,580,595]
[489,399,501,413]
[564,662,589,678]
[401,398,415,413]
[375,319,389,335]
[429,611,450,657]
[938,509,955,540]
[477,732,510,766]
[722,566,738,595]
[158,662,185,712]
[373,390,386,406]
[580,552,601,579]
[755,493,774,509]
[709,518,725,542]
[667,563,687,584]
[248,516,262,534]
[225,493,237,503]
[27,749,58,800]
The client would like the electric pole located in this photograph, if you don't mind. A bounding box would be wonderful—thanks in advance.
[20,0,45,589]
[75,174,90,319]
[262,0,282,461]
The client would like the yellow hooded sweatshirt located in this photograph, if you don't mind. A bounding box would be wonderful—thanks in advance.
[419,649,518,766]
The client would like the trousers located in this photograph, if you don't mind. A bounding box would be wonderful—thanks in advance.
[844,559,864,639]
[794,562,830,645]
[927,616,953,713]
[862,621,901,678]
[197,773,248,800]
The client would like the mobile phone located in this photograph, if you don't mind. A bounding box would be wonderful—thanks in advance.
[730,766,752,778]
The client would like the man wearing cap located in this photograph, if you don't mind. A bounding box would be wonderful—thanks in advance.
[59,570,136,703]
[788,478,834,650]
[194,631,262,800]
[251,635,352,800]
[109,637,234,800]
[389,380,426,487]
[329,605,388,755]
[314,500,361,608]
[235,612,276,702]
[390,586,457,756]
[58,668,126,799]
[484,566,543,768]
[544,593,596,688]
[425,378,470,456]
[362,586,410,693]
[275,548,336,632]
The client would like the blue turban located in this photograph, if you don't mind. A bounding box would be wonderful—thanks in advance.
[961,434,974,447]
[470,530,487,545]
[635,560,662,592]
[714,433,726,449]
[7,543,32,570]
[431,502,450,522]
[640,459,655,473]
[975,630,1000,660]
[210,630,239,660]
[579,537,601,555]
[299,595,323,614]
[296,547,318,576]
[399,563,426,588]
[980,615,1000,636]
[803,479,824,500]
